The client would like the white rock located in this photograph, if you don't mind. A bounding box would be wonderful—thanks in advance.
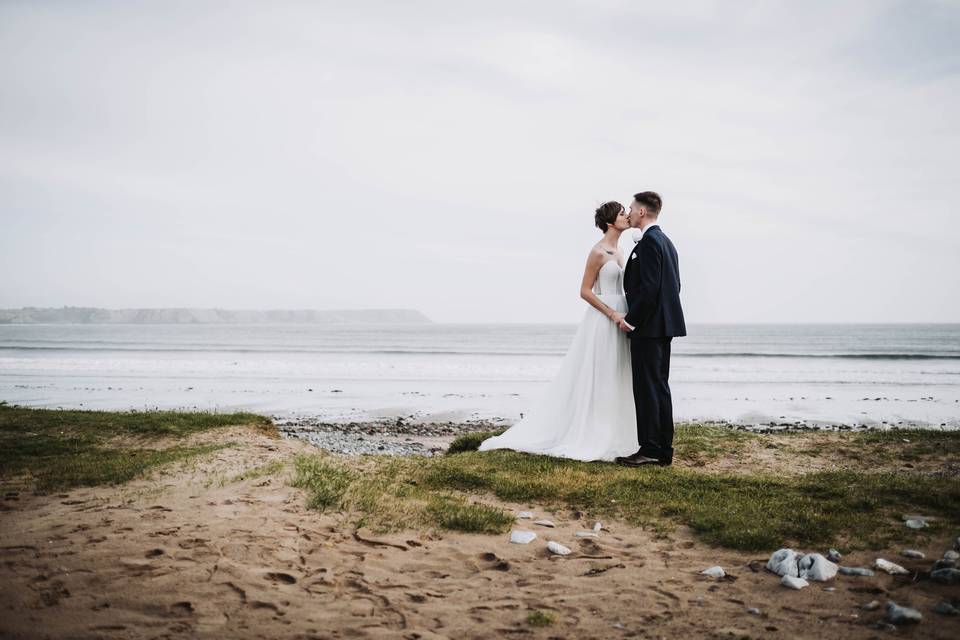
[700,566,725,578]
[766,548,800,578]
[886,602,922,624]
[575,531,599,538]
[593,521,603,532]
[547,541,571,556]
[780,575,809,590]
[517,511,534,519]
[905,519,928,529]
[533,519,556,528]
[509,530,537,544]
[874,558,909,575]
[901,549,925,559]
[944,550,960,561]
[797,553,838,581]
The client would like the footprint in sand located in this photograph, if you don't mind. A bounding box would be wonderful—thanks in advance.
[265,572,297,584]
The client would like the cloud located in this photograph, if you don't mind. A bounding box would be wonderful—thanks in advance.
[1,0,958,322]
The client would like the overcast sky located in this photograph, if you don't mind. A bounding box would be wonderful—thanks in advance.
[1,0,958,323]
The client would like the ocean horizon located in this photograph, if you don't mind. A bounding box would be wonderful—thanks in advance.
[1,322,958,429]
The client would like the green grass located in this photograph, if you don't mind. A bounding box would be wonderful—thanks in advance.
[0,404,274,493]
[292,426,960,551]
[447,429,507,454]
[526,611,555,627]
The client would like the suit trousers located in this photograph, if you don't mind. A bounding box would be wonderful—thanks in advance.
[629,337,674,459]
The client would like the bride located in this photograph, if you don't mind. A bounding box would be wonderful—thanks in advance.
[479,201,639,461]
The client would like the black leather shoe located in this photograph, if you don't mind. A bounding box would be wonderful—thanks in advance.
[615,455,662,467]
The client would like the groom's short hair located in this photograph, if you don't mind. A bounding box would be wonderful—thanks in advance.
[633,191,662,216]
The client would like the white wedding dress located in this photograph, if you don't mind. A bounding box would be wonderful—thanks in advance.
[479,259,639,461]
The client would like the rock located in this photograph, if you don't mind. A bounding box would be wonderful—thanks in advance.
[862,600,881,611]
[533,519,556,528]
[509,530,537,544]
[701,566,725,578]
[901,549,925,559]
[905,519,928,529]
[944,550,960,561]
[593,521,603,532]
[798,553,838,581]
[517,511,534,519]
[930,568,960,585]
[933,601,959,616]
[885,601,922,624]
[547,541,571,556]
[874,558,909,575]
[575,531,599,538]
[932,559,958,571]
[767,548,800,578]
[746,607,760,615]
[781,575,809,590]
[827,548,842,563]
[839,567,875,577]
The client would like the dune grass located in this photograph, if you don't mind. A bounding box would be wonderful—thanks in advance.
[293,424,960,551]
[0,404,274,493]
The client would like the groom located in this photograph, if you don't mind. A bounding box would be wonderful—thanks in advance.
[612,191,686,467]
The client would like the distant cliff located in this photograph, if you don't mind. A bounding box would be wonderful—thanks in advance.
[0,307,433,324]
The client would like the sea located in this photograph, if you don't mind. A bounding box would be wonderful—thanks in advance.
[1,323,959,429]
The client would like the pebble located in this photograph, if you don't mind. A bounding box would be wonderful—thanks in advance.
[839,567,875,577]
[745,607,760,615]
[798,553,838,581]
[517,511,534,519]
[509,530,537,545]
[932,559,958,572]
[933,601,959,616]
[861,600,881,611]
[827,548,842,563]
[547,541,571,556]
[701,566,725,578]
[781,575,809,590]
[874,558,909,575]
[886,601,922,624]
[276,417,504,457]
[575,531,599,538]
[767,548,800,578]
[593,521,603,532]
[533,519,556,528]
[901,549,925,559]
[905,519,928,529]
[944,550,960,561]
[931,568,960,585]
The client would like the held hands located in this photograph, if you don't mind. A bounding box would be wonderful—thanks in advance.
[609,311,632,333]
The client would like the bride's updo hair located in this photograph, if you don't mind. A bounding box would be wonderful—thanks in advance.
[594,201,623,232]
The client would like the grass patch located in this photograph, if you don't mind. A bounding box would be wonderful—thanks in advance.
[526,611,554,627]
[293,426,960,551]
[425,496,515,533]
[230,460,286,484]
[446,428,507,454]
[0,404,272,493]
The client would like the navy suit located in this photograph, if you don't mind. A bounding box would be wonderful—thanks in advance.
[622,225,686,461]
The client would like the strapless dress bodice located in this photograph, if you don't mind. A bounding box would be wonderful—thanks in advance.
[593,259,624,297]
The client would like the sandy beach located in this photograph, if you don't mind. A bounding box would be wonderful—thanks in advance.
[2,417,959,639]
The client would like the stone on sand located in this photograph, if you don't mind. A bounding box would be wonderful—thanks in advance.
[780,575,809,590]
[885,601,922,624]
[874,558,909,575]
[700,566,725,578]
[766,548,800,578]
[901,549,925,559]
[510,530,537,544]
[839,566,875,577]
[547,541,571,556]
[797,553,838,581]
[930,568,960,585]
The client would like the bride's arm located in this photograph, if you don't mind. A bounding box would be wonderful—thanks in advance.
[579,249,619,321]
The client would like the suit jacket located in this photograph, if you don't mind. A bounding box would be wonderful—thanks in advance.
[623,225,686,338]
